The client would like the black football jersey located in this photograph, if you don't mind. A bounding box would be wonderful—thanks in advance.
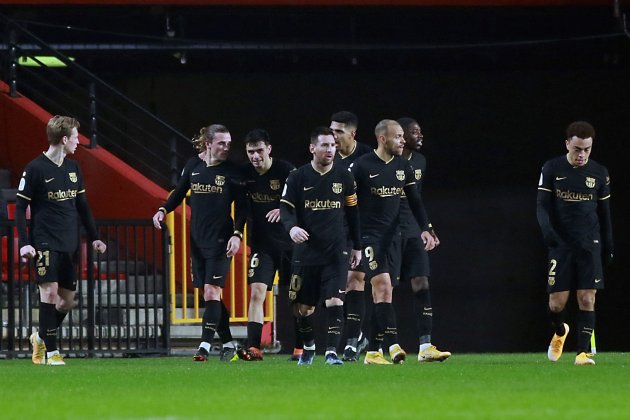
[280,163,357,265]
[16,153,87,252]
[399,151,427,238]
[334,141,372,171]
[538,155,611,243]
[352,151,417,241]
[163,157,245,248]
[243,158,295,251]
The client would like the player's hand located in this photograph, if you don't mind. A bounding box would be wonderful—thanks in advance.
[226,236,241,257]
[349,249,362,270]
[289,226,309,244]
[430,229,441,247]
[421,231,436,251]
[266,208,281,223]
[152,210,165,229]
[20,245,36,261]
[92,240,107,254]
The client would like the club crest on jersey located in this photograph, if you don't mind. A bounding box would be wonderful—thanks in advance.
[585,177,595,188]
[69,172,77,183]
[270,179,281,190]
[332,183,343,194]
[415,169,422,180]
[396,170,405,181]
[38,267,47,276]
[215,175,225,186]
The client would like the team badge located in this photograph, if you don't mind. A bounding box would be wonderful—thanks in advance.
[248,269,255,278]
[396,170,405,181]
[332,183,343,194]
[215,175,225,186]
[38,267,47,276]
[415,169,422,180]
[270,179,281,190]
[69,172,77,183]
[548,277,555,286]
[369,261,378,270]
[585,177,595,188]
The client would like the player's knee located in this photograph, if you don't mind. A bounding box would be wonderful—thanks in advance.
[346,273,365,291]
[38,284,59,303]
[410,276,429,292]
[577,292,596,310]
[325,297,343,307]
[56,299,75,313]
[203,285,221,301]
[297,304,314,317]
[250,287,267,305]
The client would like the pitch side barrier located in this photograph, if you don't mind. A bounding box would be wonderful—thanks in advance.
[0,219,170,359]
[166,197,276,326]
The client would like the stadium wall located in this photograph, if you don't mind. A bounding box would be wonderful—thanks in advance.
[0,80,169,219]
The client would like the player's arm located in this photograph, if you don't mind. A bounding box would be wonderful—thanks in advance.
[232,178,247,241]
[536,165,562,248]
[15,195,35,259]
[597,170,613,266]
[266,163,297,223]
[152,163,192,229]
[16,168,36,259]
[403,182,435,250]
[280,172,308,243]
[76,192,106,254]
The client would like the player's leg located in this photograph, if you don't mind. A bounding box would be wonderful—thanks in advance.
[290,267,316,365]
[364,273,398,364]
[34,282,57,365]
[342,270,365,361]
[574,245,603,365]
[547,291,570,362]
[546,248,571,362]
[32,250,75,366]
[575,289,596,365]
[195,284,222,361]
[411,276,451,362]
[216,299,240,361]
[322,261,348,365]
[240,251,275,360]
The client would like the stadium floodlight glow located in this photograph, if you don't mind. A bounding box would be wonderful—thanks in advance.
[17,56,74,67]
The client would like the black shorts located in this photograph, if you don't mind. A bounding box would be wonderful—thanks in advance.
[288,261,347,307]
[357,235,402,286]
[190,243,231,288]
[247,248,292,290]
[546,244,604,293]
[400,236,430,280]
[35,249,78,291]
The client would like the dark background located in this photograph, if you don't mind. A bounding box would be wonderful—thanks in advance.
[2,4,629,352]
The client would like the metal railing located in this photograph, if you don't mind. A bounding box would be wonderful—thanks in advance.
[166,199,276,325]
[1,220,170,359]
[0,14,191,189]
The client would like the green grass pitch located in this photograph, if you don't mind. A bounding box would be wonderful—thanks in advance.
[2,353,629,419]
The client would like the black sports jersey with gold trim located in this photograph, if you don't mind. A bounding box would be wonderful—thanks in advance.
[538,155,611,244]
[163,157,245,248]
[334,141,372,171]
[243,158,295,252]
[280,163,357,265]
[399,151,427,238]
[16,153,87,252]
[352,151,416,241]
